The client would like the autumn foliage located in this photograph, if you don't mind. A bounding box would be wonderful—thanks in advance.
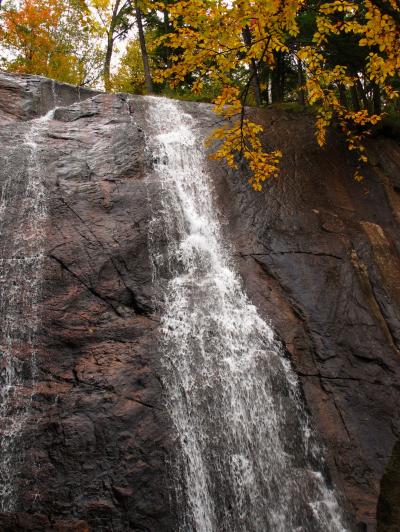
[0,0,399,189]
[1,0,64,76]
[154,0,400,189]
[0,0,103,85]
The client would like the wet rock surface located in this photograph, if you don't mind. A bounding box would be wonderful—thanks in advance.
[202,107,400,532]
[0,71,97,124]
[0,72,399,531]
[0,73,175,531]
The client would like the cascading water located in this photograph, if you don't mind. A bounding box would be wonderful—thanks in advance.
[0,111,52,510]
[146,97,348,532]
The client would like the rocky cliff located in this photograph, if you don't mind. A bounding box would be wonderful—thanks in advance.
[0,71,399,531]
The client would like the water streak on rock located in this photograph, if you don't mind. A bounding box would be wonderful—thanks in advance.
[0,110,53,511]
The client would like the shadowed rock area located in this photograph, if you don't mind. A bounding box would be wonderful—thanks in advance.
[377,440,400,532]
[0,72,399,531]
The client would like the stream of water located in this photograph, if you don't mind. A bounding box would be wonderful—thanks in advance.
[146,97,348,532]
[0,111,52,511]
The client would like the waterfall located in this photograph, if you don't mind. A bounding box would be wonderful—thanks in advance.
[0,110,53,510]
[146,97,348,532]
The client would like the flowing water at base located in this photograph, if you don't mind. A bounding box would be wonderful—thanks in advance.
[0,112,52,511]
[146,97,347,532]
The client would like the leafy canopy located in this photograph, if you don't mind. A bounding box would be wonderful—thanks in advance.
[0,0,103,86]
[153,0,400,189]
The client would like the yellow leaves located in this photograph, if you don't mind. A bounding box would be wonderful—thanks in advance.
[344,109,380,126]
[247,149,282,191]
[153,0,398,191]
[154,0,302,89]
[320,1,358,15]
[213,86,242,118]
[207,118,281,190]
[314,0,399,100]
[297,0,398,184]
[150,0,307,189]
[354,170,364,182]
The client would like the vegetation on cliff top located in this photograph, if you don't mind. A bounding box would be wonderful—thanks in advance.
[0,0,399,188]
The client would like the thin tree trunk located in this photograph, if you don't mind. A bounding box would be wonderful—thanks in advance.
[163,9,169,33]
[338,84,348,108]
[356,76,371,112]
[297,57,305,106]
[350,85,360,111]
[279,53,285,102]
[272,52,285,103]
[373,84,381,114]
[104,34,114,92]
[103,0,122,92]
[264,69,270,105]
[250,57,262,105]
[242,25,262,106]
[135,2,153,94]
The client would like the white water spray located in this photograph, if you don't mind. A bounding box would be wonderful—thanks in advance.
[146,97,347,532]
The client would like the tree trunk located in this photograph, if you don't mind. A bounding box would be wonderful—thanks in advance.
[163,9,169,33]
[297,57,305,106]
[104,34,114,92]
[338,84,348,108]
[271,52,285,103]
[350,85,360,111]
[135,1,153,94]
[242,25,262,106]
[356,76,371,112]
[264,69,270,105]
[373,84,382,115]
[279,53,285,102]
[103,0,122,92]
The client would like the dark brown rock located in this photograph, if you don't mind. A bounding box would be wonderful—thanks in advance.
[197,106,400,532]
[0,74,175,531]
[377,440,400,531]
[0,72,399,531]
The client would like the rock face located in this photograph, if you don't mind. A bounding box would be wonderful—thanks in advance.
[0,73,175,531]
[0,71,97,124]
[0,71,399,531]
[208,108,400,532]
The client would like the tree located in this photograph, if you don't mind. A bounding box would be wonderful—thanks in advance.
[90,0,153,92]
[299,0,399,179]
[134,0,153,93]
[90,0,134,91]
[111,38,148,93]
[154,0,400,190]
[152,0,304,189]
[0,0,103,86]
